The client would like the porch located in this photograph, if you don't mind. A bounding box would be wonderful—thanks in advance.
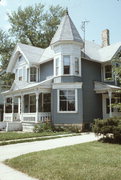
[94,81,121,119]
[3,91,51,124]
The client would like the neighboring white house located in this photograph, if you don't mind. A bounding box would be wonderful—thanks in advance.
[1,11,121,132]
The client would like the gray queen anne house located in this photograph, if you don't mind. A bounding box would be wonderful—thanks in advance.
[2,11,121,131]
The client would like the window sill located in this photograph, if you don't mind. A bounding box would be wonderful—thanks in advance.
[57,111,78,114]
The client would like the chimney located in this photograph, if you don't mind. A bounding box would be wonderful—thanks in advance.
[102,29,110,47]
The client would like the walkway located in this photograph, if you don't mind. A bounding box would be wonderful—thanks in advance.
[0,133,100,180]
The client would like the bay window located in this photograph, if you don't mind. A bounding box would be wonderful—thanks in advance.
[59,89,77,112]
[63,55,70,74]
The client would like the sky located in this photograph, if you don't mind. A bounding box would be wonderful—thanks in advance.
[0,0,121,45]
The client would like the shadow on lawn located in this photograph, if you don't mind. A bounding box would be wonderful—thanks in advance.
[99,137,121,145]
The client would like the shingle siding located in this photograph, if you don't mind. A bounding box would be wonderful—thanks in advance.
[40,60,53,82]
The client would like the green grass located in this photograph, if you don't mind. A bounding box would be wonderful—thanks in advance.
[0,131,69,141]
[5,141,121,180]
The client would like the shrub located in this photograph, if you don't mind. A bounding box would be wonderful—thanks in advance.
[68,125,81,133]
[93,117,121,143]
[33,122,53,133]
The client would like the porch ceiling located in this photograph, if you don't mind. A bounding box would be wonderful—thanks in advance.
[94,81,121,94]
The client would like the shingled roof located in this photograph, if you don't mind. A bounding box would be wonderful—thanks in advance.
[50,11,83,45]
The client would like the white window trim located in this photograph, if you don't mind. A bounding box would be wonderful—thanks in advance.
[103,64,113,82]
[57,89,78,113]
[63,55,71,75]
[29,67,37,82]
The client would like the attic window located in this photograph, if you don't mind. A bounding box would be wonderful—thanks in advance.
[19,68,22,81]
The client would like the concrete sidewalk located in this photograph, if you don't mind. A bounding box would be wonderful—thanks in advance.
[0,133,100,180]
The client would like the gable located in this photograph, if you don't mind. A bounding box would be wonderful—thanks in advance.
[7,45,29,73]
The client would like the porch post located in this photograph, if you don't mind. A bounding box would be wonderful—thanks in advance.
[18,97,21,114]
[3,97,6,121]
[11,96,14,122]
[21,95,24,121]
[36,92,39,123]
[108,90,112,118]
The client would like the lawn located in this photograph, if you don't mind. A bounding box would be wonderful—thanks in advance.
[5,141,121,180]
[0,131,68,141]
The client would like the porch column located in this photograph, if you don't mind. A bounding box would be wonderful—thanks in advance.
[108,90,112,118]
[3,97,6,121]
[36,92,39,123]
[11,96,14,122]
[18,97,21,114]
[21,95,24,121]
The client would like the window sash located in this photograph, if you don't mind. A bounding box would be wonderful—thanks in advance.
[30,95,36,113]
[59,90,76,112]
[30,67,36,82]
[43,93,51,112]
[63,56,70,75]
[105,65,112,79]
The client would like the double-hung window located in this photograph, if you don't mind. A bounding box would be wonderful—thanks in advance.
[43,93,51,112]
[63,55,70,74]
[30,95,36,113]
[105,65,112,79]
[75,57,79,75]
[59,89,77,112]
[30,67,36,82]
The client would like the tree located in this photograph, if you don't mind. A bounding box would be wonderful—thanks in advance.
[0,3,65,89]
[0,29,15,70]
[8,3,65,48]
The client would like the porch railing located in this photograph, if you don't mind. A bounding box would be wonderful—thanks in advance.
[4,112,51,123]
[4,113,12,122]
[23,113,36,122]
[38,112,51,123]
[4,113,20,122]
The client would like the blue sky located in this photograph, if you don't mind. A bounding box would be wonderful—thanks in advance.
[0,0,121,45]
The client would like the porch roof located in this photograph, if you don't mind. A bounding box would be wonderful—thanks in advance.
[94,81,121,93]
[2,78,53,96]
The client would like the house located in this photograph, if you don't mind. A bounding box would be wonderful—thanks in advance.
[1,11,121,131]
[0,70,6,122]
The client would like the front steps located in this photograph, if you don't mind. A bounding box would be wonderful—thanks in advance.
[22,122,35,132]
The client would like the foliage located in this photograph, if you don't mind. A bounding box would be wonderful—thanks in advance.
[8,3,65,48]
[33,122,53,133]
[0,3,65,88]
[0,29,15,70]
[93,117,121,142]
[5,142,121,180]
